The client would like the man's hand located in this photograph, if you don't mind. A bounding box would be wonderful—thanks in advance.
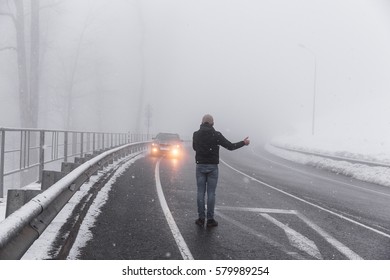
[243,137,250,146]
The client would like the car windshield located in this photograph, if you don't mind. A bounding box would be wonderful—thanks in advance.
[156,133,180,141]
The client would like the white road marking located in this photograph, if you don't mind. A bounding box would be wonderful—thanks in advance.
[155,159,193,260]
[221,159,390,240]
[217,205,296,214]
[217,205,362,260]
[261,213,323,260]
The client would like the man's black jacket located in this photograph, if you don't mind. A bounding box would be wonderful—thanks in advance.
[192,123,245,164]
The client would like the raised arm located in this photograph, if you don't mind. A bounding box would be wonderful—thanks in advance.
[217,132,249,151]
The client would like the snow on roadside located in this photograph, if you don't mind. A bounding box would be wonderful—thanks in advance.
[67,153,144,259]
[271,134,390,165]
[21,153,145,260]
[265,143,390,188]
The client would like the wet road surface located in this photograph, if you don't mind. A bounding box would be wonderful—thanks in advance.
[68,145,390,260]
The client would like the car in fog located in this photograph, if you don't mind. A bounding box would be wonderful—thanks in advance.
[150,133,183,157]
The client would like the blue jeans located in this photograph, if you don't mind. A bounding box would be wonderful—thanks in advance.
[196,164,219,220]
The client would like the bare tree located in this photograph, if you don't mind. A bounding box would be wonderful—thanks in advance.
[134,0,146,134]
[14,0,31,127]
[64,20,89,130]
[145,103,152,139]
[0,0,63,128]
[0,0,59,186]
[30,0,40,127]
[0,0,39,128]
[57,4,98,130]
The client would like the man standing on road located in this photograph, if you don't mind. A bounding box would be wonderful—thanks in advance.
[192,114,250,228]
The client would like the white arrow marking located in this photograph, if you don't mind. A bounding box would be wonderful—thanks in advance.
[261,213,322,259]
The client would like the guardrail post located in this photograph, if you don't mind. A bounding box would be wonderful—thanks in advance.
[80,132,84,157]
[27,131,31,168]
[93,133,96,152]
[20,131,24,169]
[38,131,45,183]
[0,129,5,198]
[72,132,77,157]
[64,131,68,162]
[86,133,90,155]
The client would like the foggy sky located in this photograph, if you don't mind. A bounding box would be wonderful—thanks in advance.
[1,0,390,144]
[138,0,390,142]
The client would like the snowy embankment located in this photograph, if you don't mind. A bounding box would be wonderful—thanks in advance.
[266,135,390,188]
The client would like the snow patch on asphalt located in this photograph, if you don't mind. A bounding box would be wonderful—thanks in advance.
[68,154,144,259]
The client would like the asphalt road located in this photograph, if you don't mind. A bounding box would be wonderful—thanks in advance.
[74,144,390,260]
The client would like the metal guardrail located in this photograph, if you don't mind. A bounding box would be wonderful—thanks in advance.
[0,127,149,198]
[0,141,149,259]
[271,143,390,168]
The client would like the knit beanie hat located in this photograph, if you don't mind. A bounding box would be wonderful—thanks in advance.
[202,114,214,125]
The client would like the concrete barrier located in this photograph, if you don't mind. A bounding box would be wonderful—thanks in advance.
[61,162,81,173]
[41,170,66,191]
[5,189,41,218]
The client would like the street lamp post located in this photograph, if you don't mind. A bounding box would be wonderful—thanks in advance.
[299,44,317,136]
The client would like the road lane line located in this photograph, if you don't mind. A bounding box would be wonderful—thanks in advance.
[155,159,194,260]
[295,212,363,260]
[221,159,390,240]
[216,206,296,214]
[261,213,323,260]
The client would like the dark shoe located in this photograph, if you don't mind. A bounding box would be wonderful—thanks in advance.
[206,219,218,227]
[195,218,205,227]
